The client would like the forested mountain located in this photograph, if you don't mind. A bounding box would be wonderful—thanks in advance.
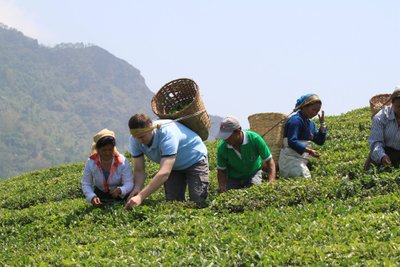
[0,24,222,179]
[0,25,156,178]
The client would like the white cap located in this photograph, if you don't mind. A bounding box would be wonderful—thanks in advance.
[216,116,241,140]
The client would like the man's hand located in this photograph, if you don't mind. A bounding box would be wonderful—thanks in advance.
[381,155,392,166]
[218,186,227,194]
[125,195,143,210]
[91,196,102,207]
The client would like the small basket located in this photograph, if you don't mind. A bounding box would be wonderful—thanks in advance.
[248,112,287,166]
[151,78,210,141]
[369,93,391,117]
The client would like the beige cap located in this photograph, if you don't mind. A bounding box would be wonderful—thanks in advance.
[91,128,118,155]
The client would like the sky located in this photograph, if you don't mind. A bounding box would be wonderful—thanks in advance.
[1,0,399,128]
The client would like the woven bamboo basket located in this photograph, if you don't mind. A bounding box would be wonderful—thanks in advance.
[369,93,391,117]
[151,78,211,141]
[248,112,287,166]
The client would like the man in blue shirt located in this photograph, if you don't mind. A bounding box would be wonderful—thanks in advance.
[125,113,209,209]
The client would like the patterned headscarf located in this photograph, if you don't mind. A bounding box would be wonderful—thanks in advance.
[294,93,321,111]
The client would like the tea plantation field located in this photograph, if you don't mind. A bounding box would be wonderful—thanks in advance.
[1,107,399,266]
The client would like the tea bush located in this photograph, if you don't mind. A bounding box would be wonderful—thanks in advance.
[1,107,400,266]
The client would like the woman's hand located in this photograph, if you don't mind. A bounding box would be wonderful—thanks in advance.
[110,187,122,199]
[91,196,102,207]
[305,148,320,158]
[318,110,325,124]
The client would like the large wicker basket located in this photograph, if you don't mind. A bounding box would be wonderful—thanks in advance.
[369,93,391,117]
[248,112,287,166]
[151,78,210,141]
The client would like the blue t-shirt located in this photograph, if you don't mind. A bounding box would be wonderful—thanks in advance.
[284,111,327,154]
[128,120,207,170]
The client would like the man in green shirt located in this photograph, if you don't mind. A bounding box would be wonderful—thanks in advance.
[216,116,276,193]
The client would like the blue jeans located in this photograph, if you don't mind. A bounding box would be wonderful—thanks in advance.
[226,169,263,190]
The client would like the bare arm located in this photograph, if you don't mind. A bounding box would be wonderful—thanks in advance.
[264,158,276,183]
[128,156,146,198]
[125,156,176,209]
[217,169,228,193]
[137,156,175,199]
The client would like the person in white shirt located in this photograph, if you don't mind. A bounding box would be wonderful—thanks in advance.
[81,128,134,207]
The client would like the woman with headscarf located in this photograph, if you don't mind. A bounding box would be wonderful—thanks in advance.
[279,93,327,178]
[81,128,134,207]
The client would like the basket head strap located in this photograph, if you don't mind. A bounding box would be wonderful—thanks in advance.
[261,112,293,138]
[130,124,161,138]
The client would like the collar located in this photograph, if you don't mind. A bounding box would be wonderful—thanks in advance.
[226,130,248,149]
[90,153,122,165]
[298,110,309,122]
[146,128,159,150]
[388,106,396,121]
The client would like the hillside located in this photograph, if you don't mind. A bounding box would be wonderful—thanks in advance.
[1,107,399,265]
[0,25,154,178]
[0,24,221,179]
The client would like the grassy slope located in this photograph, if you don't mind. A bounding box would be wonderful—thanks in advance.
[1,107,400,266]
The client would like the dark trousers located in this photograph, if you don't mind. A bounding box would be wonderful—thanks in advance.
[163,158,209,203]
[94,187,126,202]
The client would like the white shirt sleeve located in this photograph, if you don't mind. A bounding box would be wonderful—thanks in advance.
[81,160,96,203]
[369,112,387,163]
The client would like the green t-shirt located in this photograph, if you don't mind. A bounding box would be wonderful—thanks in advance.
[217,130,272,180]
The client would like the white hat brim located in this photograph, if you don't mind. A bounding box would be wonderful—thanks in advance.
[216,130,233,140]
